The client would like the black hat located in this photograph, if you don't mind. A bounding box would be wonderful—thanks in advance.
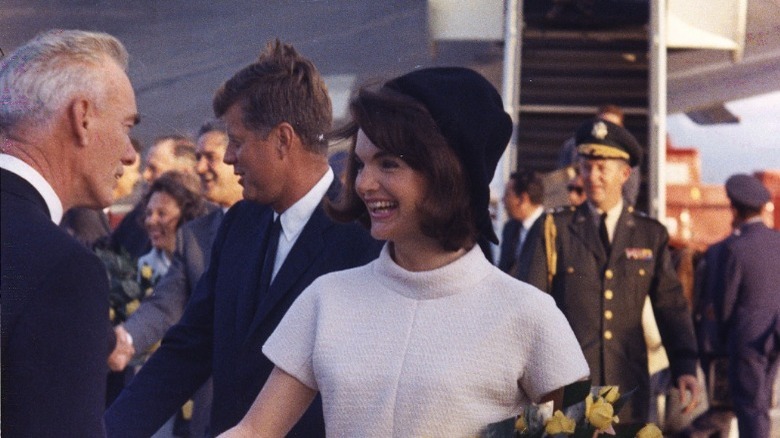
[725,173,770,209]
[383,67,512,244]
[575,118,642,167]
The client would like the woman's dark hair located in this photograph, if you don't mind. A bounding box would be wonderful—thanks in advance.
[139,171,207,228]
[326,86,477,252]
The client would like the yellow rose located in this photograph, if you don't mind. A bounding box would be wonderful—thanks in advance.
[140,264,153,280]
[514,415,527,433]
[545,410,576,435]
[598,386,620,403]
[636,423,663,438]
[126,299,141,315]
[585,396,615,430]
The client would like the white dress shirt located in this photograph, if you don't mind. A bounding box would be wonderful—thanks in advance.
[270,167,334,282]
[592,198,624,243]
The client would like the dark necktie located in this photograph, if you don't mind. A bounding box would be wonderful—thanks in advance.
[599,212,610,256]
[258,217,282,295]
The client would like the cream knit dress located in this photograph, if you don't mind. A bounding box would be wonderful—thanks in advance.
[264,243,589,437]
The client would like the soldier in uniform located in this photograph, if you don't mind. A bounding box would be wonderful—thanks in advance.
[525,118,701,427]
[719,174,779,438]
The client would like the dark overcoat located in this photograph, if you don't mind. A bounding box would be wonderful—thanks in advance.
[1,168,112,437]
[525,202,697,424]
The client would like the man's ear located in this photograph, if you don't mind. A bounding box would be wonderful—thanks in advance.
[68,96,92,147]
[619,161,631,183]
[275,122,296,157]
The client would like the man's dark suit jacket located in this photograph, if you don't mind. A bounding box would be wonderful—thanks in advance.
[105,196,382,436]
[1,168,112,437]
[525,202,698,424]
[497,216,543,282]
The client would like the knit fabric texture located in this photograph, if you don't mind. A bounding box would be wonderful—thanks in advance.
[263,243,589,437]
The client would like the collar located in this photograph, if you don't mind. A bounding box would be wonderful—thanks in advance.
[589,199,623,241]
[521,205,544,230]
[0,153,64,223]
[275,167,334,242]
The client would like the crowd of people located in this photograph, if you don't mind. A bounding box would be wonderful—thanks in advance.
[1,28,778,438]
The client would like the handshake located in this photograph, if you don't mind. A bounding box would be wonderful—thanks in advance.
[108,325,135,372]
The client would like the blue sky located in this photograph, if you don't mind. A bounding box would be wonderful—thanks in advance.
[666,91,780,185]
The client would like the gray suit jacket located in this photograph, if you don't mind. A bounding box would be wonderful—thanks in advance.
[124,208,223,355]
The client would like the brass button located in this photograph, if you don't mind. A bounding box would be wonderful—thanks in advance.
[604,290,614,300]
[604,330,613,340]
[566,266,575,274]
[605,310,613,320]
[639,268,646,276]
[605,269,614,279]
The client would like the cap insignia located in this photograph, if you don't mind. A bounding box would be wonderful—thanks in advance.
[592,121,608,140]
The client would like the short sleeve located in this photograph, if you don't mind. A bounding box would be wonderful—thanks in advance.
[518,294,589,402]
[262,282,321,390]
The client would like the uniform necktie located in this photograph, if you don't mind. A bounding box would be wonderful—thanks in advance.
[599,212,610,256]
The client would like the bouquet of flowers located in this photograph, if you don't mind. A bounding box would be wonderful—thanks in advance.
[486,380,662,438]
[94,247,148,324]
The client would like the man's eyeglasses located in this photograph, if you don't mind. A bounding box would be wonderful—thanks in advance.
[567,185,584,195]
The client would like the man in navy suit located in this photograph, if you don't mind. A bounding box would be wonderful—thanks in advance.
[104,40,381,437]
[719,174,780,438]
[1,30,139,436]
[497,170,545,281]
[108,120,243,437]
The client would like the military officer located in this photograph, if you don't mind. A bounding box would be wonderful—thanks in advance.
[525,118,701,426]
[720,174,779,438]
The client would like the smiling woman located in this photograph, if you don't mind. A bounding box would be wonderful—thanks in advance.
[219,67,590,438]
[136,171,207,280]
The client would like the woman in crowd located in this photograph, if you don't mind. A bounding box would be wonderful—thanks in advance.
[221,67,589,437]
[134,170,207,437]
[136,170,206,285]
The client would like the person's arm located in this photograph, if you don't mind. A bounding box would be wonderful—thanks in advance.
[648,229,701,413]
[107,324,135,371]
[122,252,189,356]
[104,216,228,437]
[219,367,317,438]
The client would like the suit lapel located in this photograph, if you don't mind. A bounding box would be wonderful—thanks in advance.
[207,209,224,246]
[568,204,608,263]
[235,209,275,334]
[247,203,333,335]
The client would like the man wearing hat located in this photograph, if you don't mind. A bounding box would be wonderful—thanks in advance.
[525,118,701,428]
[719,174,779,438]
